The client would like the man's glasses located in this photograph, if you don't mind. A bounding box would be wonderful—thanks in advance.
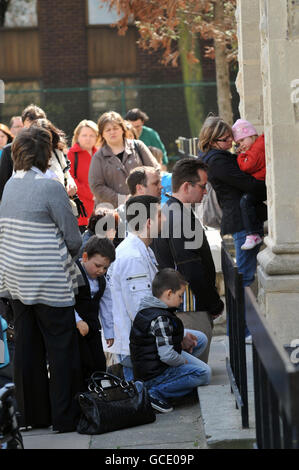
[216,135,232,142]
[189,181,207,190]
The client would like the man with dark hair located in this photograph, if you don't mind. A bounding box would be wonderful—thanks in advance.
[108,195,161,380]
[152,158,224,362]
[0,104,47,200]
[117,167,162,240]
[125,108,168,166]
[126,166,162,199]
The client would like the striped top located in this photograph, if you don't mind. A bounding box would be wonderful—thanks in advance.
[0,169,83,307]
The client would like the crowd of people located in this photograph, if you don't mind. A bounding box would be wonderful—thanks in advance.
[0,104,267,435]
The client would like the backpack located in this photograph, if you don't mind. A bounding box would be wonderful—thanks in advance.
[198,152,223,230]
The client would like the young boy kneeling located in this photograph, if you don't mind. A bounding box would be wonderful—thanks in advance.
[130,268,211,413]
[75,236,115,382]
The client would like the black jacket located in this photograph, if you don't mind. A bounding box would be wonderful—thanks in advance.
[130,306,184,381]
[198,149,267,236]
[152,196,224,316]
[0,144,13,201]
[75,260,106,336]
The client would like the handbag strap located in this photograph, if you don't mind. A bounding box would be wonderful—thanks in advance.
[133,140,144,165]
[90,371,125,387]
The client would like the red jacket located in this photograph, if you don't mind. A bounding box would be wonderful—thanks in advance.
[68,143,97,227]
[237,134,266,181]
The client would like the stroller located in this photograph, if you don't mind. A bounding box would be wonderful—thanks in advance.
[0,383,24,449]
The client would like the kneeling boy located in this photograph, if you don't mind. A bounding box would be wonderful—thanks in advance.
[130,268,211,413]
[75,236,115,382]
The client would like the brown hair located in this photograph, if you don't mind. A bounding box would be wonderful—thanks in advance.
[152,268,187,298]
[21,104,46,124]
[34,118,67,151]
[124,120,138,139]
[97,111,128,146]
[72,119,99,147]
[0,123,13,144]
[198,115,233,153]
[12,125,52,172]
[124,108,149,123]
[171,158,208,193]
[126,166,159,196]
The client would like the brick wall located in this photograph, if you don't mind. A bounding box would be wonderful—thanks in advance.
[38,0,88,87]
[37,0,89,139]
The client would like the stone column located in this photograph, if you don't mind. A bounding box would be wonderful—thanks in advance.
[235,0,263,133]
[256,0,299,346]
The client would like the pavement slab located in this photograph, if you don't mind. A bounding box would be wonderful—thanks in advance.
[197,335,256,449]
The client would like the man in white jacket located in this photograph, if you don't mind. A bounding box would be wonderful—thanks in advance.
[108,195,161,380]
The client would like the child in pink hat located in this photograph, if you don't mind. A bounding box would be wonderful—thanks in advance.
[232,119,266,251]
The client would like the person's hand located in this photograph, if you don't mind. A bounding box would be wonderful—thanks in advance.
[77,320,89,336]
[67,184,77,197]
[106,338,114,348]
[211,308,224,320]
[181,332,197,353]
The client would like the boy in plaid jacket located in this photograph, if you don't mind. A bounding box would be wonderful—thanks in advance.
[130,268,211,413]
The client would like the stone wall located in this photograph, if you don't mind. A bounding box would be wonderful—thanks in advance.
[237,0,299,347]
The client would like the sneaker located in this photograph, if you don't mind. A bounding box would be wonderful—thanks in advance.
[150,396,173,413]
[241,235,263,250]
[245,335,252,345]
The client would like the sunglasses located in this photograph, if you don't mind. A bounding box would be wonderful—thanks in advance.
[188,181,207,190]
[216,136,232,142]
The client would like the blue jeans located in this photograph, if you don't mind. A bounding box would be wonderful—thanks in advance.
[181,328,208,365]
[232,230,261,287]
[118,354,134,381]
[240,194,264,237]
[145,329,211,401]
[232,230,262,336]
[120,329,209,383]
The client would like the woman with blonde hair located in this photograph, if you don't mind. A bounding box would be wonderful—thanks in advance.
[89,111,159,208]
[198,115,267,340]
[68,119,99,232]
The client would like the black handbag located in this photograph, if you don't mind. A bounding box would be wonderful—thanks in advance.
[76,371,156,435]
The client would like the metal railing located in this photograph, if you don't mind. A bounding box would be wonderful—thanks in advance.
[245,287,299,449]
[221,241,249,428]
[176,136,199,158]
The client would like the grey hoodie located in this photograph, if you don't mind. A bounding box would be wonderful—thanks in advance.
[137,295,185,368]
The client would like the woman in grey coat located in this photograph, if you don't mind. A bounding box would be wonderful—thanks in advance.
[0,125,84,432]
[88,111,160,209]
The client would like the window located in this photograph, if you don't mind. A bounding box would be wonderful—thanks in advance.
[88,0,122,25]
[4,0,37,27]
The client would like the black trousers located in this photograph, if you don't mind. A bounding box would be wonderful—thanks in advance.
[11,300,84,431]
[77,329,106,384]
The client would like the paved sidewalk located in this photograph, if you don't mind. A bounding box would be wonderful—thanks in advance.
[20,334,256,450]
[198,335,256,449]
[21,396,208,450]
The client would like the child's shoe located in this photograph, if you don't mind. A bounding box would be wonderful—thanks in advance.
[149,396,173,413]
[241,234,263,250]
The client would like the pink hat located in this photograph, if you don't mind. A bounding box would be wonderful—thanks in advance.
[232,119,258,142]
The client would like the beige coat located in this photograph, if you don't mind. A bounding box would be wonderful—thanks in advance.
[88,138,160,208]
